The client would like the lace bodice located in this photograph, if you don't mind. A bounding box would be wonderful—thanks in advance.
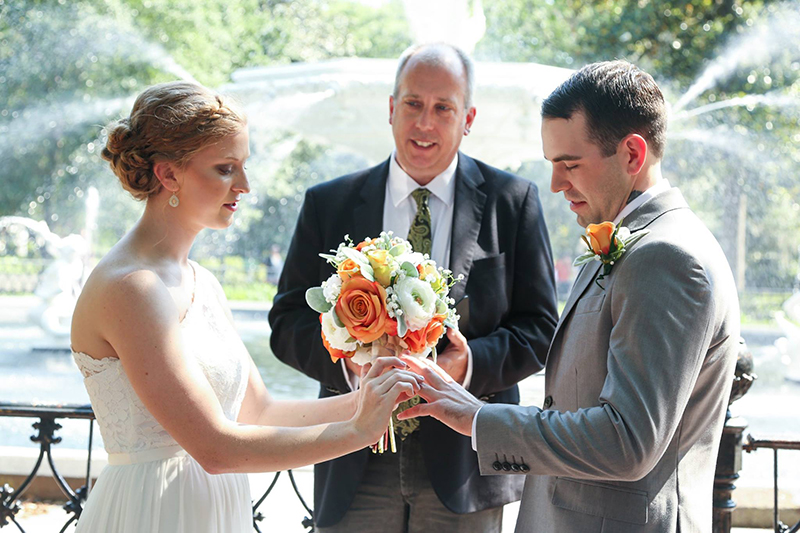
[72,263,250,455]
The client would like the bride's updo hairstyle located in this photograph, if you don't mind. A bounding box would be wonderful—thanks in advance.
[102,81,246,200]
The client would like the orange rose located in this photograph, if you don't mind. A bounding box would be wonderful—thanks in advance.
[338,258,362,281]
[356,238,379,251]
[403,316,446,354]
[319,315,355,363]
[586,221,616,255]
[336,277,390,344]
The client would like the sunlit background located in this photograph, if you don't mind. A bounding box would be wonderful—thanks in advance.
[1,0,799,529]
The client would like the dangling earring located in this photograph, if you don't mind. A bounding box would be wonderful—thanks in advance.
[169,193,180,208]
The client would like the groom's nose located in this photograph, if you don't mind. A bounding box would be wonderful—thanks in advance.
[550,166,569,194]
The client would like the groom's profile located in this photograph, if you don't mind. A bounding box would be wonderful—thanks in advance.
[405,60,740,532]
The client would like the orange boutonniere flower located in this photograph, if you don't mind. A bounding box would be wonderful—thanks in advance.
[574,222,649,289]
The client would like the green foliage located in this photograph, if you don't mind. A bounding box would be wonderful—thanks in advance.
[196,255,277,302]
[475,0,765,85]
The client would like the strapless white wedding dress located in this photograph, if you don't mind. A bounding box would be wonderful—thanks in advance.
[72,263,252,532]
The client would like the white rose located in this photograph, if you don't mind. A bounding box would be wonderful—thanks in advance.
[395,251,426,266]
[394,276,437,331]
[321,310,357,352]
[616,227,631,241]
[322,274,342,304]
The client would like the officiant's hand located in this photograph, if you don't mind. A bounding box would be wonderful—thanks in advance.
[436,327,469,384]
[397,356,483,437]
[352,357,423,443]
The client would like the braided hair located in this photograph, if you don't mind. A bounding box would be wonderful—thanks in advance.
[102,81,246,200]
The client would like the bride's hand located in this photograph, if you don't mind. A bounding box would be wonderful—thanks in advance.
[351,357,423,444]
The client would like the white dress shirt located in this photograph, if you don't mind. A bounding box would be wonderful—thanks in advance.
[341,152,474,390]
[470,178,672,449]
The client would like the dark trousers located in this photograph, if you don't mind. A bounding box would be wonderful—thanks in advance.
[316,433,503,533]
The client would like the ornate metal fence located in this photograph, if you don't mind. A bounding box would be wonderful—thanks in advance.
[743,436,800,533]
[0,403,314,532]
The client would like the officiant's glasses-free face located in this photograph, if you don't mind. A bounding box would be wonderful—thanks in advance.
[389,59,476,184]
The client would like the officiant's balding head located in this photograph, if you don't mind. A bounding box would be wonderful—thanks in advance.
[389,43,477,184]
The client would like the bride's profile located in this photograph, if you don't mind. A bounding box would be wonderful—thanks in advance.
[69,81,421,532]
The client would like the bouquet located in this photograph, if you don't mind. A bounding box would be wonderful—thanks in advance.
[305,232,462,452]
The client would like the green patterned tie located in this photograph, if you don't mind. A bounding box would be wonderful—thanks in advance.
[393,188,433,439]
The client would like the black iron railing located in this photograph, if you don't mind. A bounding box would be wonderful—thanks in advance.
[0,403,314,532]
[743,436,800,533]
[0,403,95,533]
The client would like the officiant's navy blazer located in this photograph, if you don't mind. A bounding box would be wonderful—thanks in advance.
[269,153,559,527]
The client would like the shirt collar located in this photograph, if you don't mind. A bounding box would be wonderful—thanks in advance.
[613,179,671,225]
[388,151,458,208]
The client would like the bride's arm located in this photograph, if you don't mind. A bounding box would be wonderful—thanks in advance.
[101,271,419,474]
[236,358,359,427]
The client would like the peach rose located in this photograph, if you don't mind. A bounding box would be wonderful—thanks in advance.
[356,238,379,251]
[403,315,446,354]
[336,277,390,344]
[338,258,362,281]
[319,315,355,363]
[586,221,616,255]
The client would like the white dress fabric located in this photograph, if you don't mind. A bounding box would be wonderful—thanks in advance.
[72,263,252,532]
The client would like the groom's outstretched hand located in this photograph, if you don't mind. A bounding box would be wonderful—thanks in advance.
[397,355,484,437]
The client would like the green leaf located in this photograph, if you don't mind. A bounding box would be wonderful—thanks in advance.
[332,308,345,328]
[305,287,332,314]
[397,313,408,337]
[573,253,596,267]
[342,247,369,266]
[361,263,375,282]
[435,298,447,315]
[623,230,649,248]
[401,261,419,278]
[389,243,408,256]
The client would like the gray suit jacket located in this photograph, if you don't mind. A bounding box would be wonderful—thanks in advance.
[475,188,740,532]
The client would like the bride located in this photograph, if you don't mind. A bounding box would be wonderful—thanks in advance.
[69,81,421,532]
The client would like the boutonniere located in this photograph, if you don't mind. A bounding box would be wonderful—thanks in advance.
[573,221,649,289]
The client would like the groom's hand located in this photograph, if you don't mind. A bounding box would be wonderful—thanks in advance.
[436,327,469,384]
[398,356,483,437]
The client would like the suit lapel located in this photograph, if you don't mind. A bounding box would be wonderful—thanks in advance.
[546,186,690,364]
[548,259,602,353]
[351,159,390,241]
[448,154,487,303]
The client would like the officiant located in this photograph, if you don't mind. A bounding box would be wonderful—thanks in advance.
[268,42,558,532]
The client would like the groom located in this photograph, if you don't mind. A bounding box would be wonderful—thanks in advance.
[402,60,740,532]
[269,43,559,531]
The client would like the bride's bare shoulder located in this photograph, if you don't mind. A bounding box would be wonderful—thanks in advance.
[75,249,176,324]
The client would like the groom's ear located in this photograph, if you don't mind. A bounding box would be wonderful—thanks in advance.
[619,134,648,176]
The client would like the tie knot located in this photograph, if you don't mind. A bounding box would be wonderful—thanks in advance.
[411,188,431,208]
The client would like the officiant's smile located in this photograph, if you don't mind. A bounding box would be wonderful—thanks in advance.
[389,49,476,184]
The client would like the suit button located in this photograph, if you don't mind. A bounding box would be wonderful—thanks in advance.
[492,461,503,471]
[520,463,530,473]
[502,462,511,471]
[543,395,553,409]
[511,463,520,472]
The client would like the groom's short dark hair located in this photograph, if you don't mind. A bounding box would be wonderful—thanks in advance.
[542,60,667,160]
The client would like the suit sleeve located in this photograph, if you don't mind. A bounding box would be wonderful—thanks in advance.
[466,182,559,398]
[268,188,351,393]
[475,241,718,481]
